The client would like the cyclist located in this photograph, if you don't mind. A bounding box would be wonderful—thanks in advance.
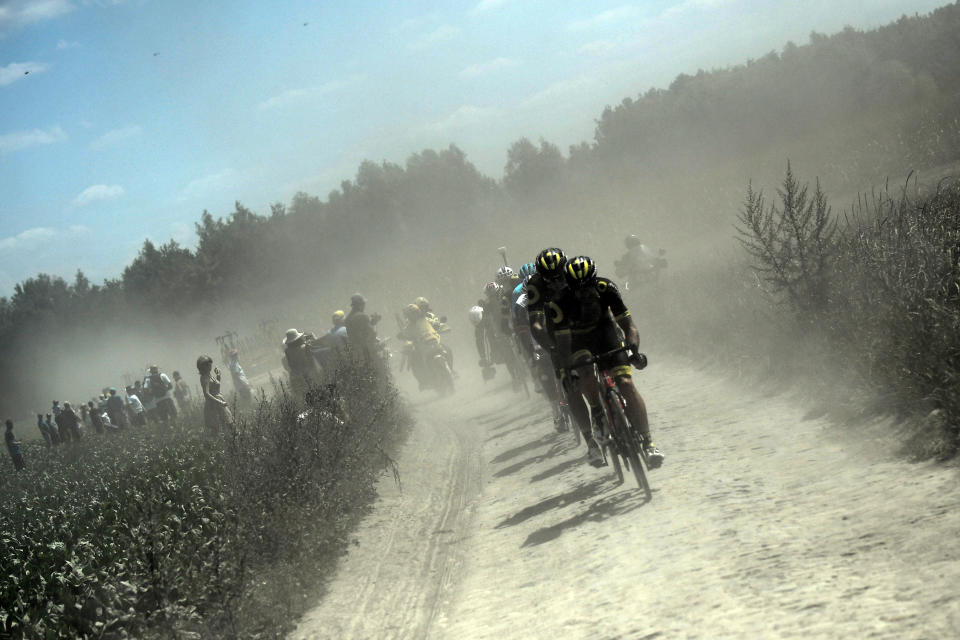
[551,255,664,468]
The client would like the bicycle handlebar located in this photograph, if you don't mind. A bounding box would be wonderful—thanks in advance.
[562,345,647,375]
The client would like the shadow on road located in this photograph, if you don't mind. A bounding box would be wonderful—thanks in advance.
[490,433,557,465]
[495,478,609,529]
[521,489,647,547]
[493,439,577,478]
[529,457,582,483]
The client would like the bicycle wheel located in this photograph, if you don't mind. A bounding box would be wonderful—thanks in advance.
[606,388,652,500]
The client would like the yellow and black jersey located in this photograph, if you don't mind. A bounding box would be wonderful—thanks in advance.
[549,277,630,335]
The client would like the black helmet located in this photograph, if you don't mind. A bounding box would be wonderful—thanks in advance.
[350,293,366,307]
[535,247,567,280]
[625,234,642,249]
[564,256,597,287]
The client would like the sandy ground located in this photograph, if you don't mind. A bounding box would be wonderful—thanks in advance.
[290,359,960,640]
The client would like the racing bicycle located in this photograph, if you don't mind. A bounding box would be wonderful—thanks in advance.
[570,345,653,500]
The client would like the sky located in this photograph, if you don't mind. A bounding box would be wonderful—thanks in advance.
[0,0,949,296]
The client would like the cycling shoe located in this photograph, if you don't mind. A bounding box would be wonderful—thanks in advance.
[644,444,664,469]
[586,443,606,467]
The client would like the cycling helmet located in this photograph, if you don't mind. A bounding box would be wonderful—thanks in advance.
[495,266,515,287]
[332,310,346,325]
[518,262,536,280]
[483,282,502,297]
[565,256,597,287]
[403,303,420,319]
[535,248,567,280]
[468,305,484,327]
[414,296,430,310]
[625,234,642,249]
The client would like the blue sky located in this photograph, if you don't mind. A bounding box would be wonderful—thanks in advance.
[0,0,947,295]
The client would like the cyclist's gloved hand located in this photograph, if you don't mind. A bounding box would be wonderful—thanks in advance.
[629,349,647,370]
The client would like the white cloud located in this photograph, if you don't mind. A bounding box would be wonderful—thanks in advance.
[460,57,517,78]
[421,105,501,134]
[409,25,461,50]
[0,61,49,86]
[520,75,599,108]
[88,124,142,150]
[72,184,125,207]
[577,40,617,56]
[663,0,731,18]
[56,39,79,49]
[0,125,67,153]
[0,226,57,251]
[258,77,361,110]
[179,169,238,202]
[569,5,643,31]
[395,13,438,32]
[0,0,74,32]
[471,0,513,15]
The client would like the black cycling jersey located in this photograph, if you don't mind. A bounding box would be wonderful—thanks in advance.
[549,277,630,336]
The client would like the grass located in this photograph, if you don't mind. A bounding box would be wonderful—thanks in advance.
[0,358,410,639]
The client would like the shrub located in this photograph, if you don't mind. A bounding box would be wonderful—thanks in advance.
[0,358,409,638]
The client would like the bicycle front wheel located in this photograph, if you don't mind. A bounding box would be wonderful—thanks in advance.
[607,388,652,500]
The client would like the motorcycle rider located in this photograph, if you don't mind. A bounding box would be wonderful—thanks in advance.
[399,303,453,390]
[551,255,664,468]
[614,234,667,289]
[414,297,448,333]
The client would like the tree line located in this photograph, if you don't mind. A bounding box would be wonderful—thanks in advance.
[3,2,960,416]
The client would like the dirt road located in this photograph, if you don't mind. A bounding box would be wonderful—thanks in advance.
[291,360,960,639]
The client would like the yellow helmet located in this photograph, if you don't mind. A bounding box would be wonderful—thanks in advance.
[404,303,420,318]
[332,310,346,325]
[414,296,430,310]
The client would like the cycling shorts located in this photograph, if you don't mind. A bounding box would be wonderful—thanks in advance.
[570,322,631,378]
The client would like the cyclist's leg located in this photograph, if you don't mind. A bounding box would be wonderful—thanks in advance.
[571,348,604,429]
[614,373,651,440]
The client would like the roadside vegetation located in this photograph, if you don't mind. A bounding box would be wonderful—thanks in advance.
[0,361,409,638]
[651,167,960,457]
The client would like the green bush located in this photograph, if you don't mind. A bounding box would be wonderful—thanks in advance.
[0,360,409,638]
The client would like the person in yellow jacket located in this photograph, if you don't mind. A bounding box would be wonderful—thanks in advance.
[399,303,454,390]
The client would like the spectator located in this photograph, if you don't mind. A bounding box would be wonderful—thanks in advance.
[172,371,192,408]
[344,293,382,359]
[125,386,146,426]
[57,402,82,441]
[106,388,128,428]
[36,414,51,448]
[44,414,60,445]
[52,400,62,418]
[228,349,253,405]
[145,365,177,424]
[87,401,105,434]
[282,328,319,395]
[134,380,156,422]
[197,355,232,434]
[80,404,92,431]
[5,420,25,471]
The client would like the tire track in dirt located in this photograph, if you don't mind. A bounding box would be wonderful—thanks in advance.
[293,362,960,639]
[290,393,488,640]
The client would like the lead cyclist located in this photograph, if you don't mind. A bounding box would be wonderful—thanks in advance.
[550,255,664,468]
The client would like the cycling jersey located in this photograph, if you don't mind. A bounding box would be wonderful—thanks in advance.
[550,277,632,377]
